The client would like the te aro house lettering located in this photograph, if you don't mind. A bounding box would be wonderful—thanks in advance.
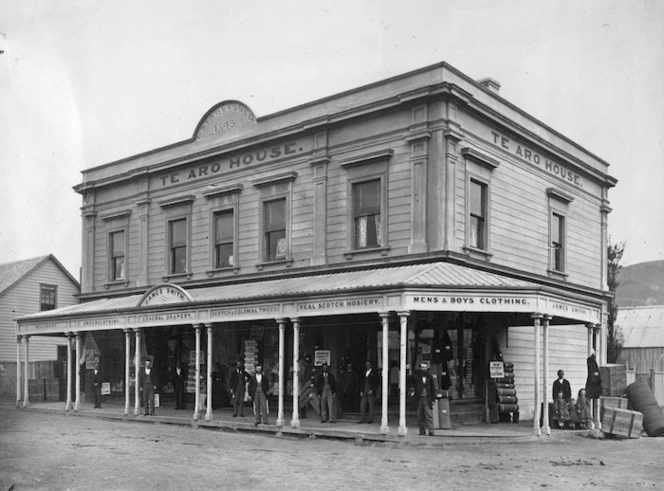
[16,62,616,437]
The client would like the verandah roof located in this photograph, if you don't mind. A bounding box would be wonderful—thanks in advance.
[18,262,537,321]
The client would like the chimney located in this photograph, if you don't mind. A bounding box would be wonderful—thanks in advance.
[477,77,501,94]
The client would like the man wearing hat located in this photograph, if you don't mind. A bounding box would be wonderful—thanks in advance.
[139,357,158,416]
[315,363,337,423]
[414,361,436,436]
[92,361,102,409]
[248,364,270,425]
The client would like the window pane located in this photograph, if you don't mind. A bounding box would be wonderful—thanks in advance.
[266,229,286,260]
[551,214,561,244]
[111,231,125,255]
[470,216,483,249]
[172,246,186,274]
[265,200,286,231]
[113,257,125,280]
[353,180,380,215]
[171,219,187,247]
[470,181,485,217]
[551,213,564,271]
[215,211,234,242]
[215,243,234,268]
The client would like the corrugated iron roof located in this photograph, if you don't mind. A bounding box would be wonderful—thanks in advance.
[0,256,49,296]
[616,305,664,348]
[19,262,536,320]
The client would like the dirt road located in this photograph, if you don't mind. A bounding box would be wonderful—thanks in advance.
[0,408,661,490]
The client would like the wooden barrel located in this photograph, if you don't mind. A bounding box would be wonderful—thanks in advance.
[497,388,516,396]
[495,383,514,389]
[497,395,518,404]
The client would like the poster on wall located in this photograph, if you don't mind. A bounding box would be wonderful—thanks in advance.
[314,350,330,366]
[489,361,505,378]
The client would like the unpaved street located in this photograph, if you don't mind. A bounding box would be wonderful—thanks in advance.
[0,408,661,490]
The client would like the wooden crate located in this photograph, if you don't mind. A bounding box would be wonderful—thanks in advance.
[28,379,45,401]
[602,407,643,439]
[600,364,627,397]
[45,378,61,402]
[599,396,628,420]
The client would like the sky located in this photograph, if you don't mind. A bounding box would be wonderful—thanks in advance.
[1,0,662,279]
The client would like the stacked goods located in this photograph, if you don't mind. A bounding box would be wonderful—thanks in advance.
[602,407,643,438]
[600,364,627,397]
[599,395,628,420]
[497,362,519,422]
[625,382,664,437]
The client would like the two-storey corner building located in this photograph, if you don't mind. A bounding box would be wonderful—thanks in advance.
[16,62,617,435]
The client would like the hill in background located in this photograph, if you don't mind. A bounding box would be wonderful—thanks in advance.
[615,260,664,307]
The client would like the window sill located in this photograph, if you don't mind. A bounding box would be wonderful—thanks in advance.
[463,246,493,261]
[103,280,130,289]
[255,258,294,271]
[547,269,568,280]
[162,272,193,281]
[206,267,240,277]
[344,246,391,260]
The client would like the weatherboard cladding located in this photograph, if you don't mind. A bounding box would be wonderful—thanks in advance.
[20,262,534,320]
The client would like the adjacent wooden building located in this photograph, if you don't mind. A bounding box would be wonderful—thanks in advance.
[16,62,617,435]
[1,255,79,397]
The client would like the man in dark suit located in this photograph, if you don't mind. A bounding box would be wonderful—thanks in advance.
[315,363,337,423]
[139,358,158,416]
[414,361,437,436]
[248,364,270,425]
[92,361,102,408]
[229,360,249,417]
[172,361,186,410]
[357,360,380,424]
[552,369,572,402]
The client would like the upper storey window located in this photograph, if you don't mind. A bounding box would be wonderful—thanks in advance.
[101,209,131,286]
[546,187,573,279]
[252,171,296,269]
[169,218,188,274]
[353,179,382,249]
[341,149,392,259]
[264,198,287,261]
[39,284,57,311]
[462,147,498,261]
[159,195,194,280]
[214,210,235,268]
[469,179,487,250]
[551,212,565,272]
[110,230,126,280]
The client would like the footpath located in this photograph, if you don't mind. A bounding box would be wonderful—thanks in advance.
[0,396,588,446]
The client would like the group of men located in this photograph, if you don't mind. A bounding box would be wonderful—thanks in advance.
[92,356,438,436]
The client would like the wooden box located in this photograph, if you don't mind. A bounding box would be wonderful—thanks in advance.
[602,407,643,439]
[599,396,628,420]
[600,364,627,397]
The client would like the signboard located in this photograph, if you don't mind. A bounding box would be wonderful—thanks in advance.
[489,361,505,379]
[138,284,192,307]
[314,350,331,367]
[195,100,257,139]
[101,382,111,395]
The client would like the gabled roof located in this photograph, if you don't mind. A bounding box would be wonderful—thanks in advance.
[0,255,79,297]
[616,305,664,348]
